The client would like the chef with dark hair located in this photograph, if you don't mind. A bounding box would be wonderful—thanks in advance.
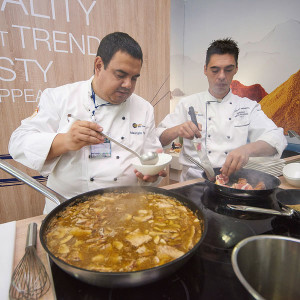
[9,32,166,213]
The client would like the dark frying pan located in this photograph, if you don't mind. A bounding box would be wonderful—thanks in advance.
[203,167,281,198]
[227,189,300,218]
[0,159,207,288]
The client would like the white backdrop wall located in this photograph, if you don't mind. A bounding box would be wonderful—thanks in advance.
[171,0,300,96]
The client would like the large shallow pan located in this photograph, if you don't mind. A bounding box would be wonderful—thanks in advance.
[0,159,207,288]
[203,167,281,198]
[228,189,300,218]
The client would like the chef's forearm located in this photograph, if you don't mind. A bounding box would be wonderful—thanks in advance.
[246,140,278,157]
[159,126,181,146]
[46,133,69,160]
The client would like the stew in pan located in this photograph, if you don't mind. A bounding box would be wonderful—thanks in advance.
[45,191,203,272]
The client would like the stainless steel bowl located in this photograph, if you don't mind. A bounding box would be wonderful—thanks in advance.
[231,235,300,300]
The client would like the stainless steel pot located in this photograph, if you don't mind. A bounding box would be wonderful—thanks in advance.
[231,235,300,300]
[0,159,207,288]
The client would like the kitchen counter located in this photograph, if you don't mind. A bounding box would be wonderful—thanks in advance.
[8,155,300,299]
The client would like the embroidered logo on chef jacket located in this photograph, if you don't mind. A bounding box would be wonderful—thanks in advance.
[132,123,145,128]
[234,107,250,118]
[233,107,251,128]
[130,123,145,135]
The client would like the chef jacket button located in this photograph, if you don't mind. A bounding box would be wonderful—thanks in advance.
[122,116,125,120]
[208,151,211,154]
[121,136,124,140]
[114,177,117,181]
[208,134,211,138]
[208,117,211,121]
[229,118,232,120]
[116,156,120,159]
[90,177,94,182]
[227,136,230,139]
[225,151,228,154]
[230,102,232,104]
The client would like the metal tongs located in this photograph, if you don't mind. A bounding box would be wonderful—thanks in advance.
[187,107,215,181]
[184,153,215,182]
[288,130,300,141]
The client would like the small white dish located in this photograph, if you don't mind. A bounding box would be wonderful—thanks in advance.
[132,153,172,176]
[283,163,300,187]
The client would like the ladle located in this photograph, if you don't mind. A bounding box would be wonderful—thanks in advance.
[66,114,158,165]
[101,132,159,165]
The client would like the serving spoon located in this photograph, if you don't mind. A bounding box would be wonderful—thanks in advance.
[101,132,159,165]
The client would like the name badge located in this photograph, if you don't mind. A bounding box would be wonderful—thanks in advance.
[90,137,111,158]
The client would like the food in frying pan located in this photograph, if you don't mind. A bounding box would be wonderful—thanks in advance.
[215,174,266,190]
[45,192,203,272]
[286,204,300,212]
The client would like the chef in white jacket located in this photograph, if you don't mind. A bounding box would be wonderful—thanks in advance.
[156,38,287,181]
[9,32,166,213]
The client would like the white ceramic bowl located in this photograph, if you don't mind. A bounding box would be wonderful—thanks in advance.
[132,153,172,176]
[282,163,300,187]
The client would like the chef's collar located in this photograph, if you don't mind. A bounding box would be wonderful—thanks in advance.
[92,90,111,106]
[207,89,232,103]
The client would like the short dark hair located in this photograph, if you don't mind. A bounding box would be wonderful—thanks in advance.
[206,38,239,66]
[97,32,143,68]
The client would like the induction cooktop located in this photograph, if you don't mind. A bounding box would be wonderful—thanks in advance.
[49,182,299,300]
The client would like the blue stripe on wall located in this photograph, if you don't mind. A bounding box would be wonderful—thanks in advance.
[0,155,47,187]
[0,154,13,159]
[0,176,47,187]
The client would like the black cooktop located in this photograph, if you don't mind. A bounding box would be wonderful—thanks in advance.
[49,183,300,300]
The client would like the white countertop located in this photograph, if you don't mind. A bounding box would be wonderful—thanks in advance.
[0,221,16,300]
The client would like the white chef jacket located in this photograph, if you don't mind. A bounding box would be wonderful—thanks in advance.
[9,77,162,213]
[156,90,287,181]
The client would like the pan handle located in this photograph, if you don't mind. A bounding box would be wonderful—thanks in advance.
[0,159,66,205]
[227,204,294,217]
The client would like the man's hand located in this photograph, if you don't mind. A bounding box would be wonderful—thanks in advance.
[160,121,202,146]
[47,120,105,160]
[220,141,278,177]
[64,120,105,151]
[177,121,202,139]
[134,148,168,182]
[134,169,167,183]
[220,145,250,177]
